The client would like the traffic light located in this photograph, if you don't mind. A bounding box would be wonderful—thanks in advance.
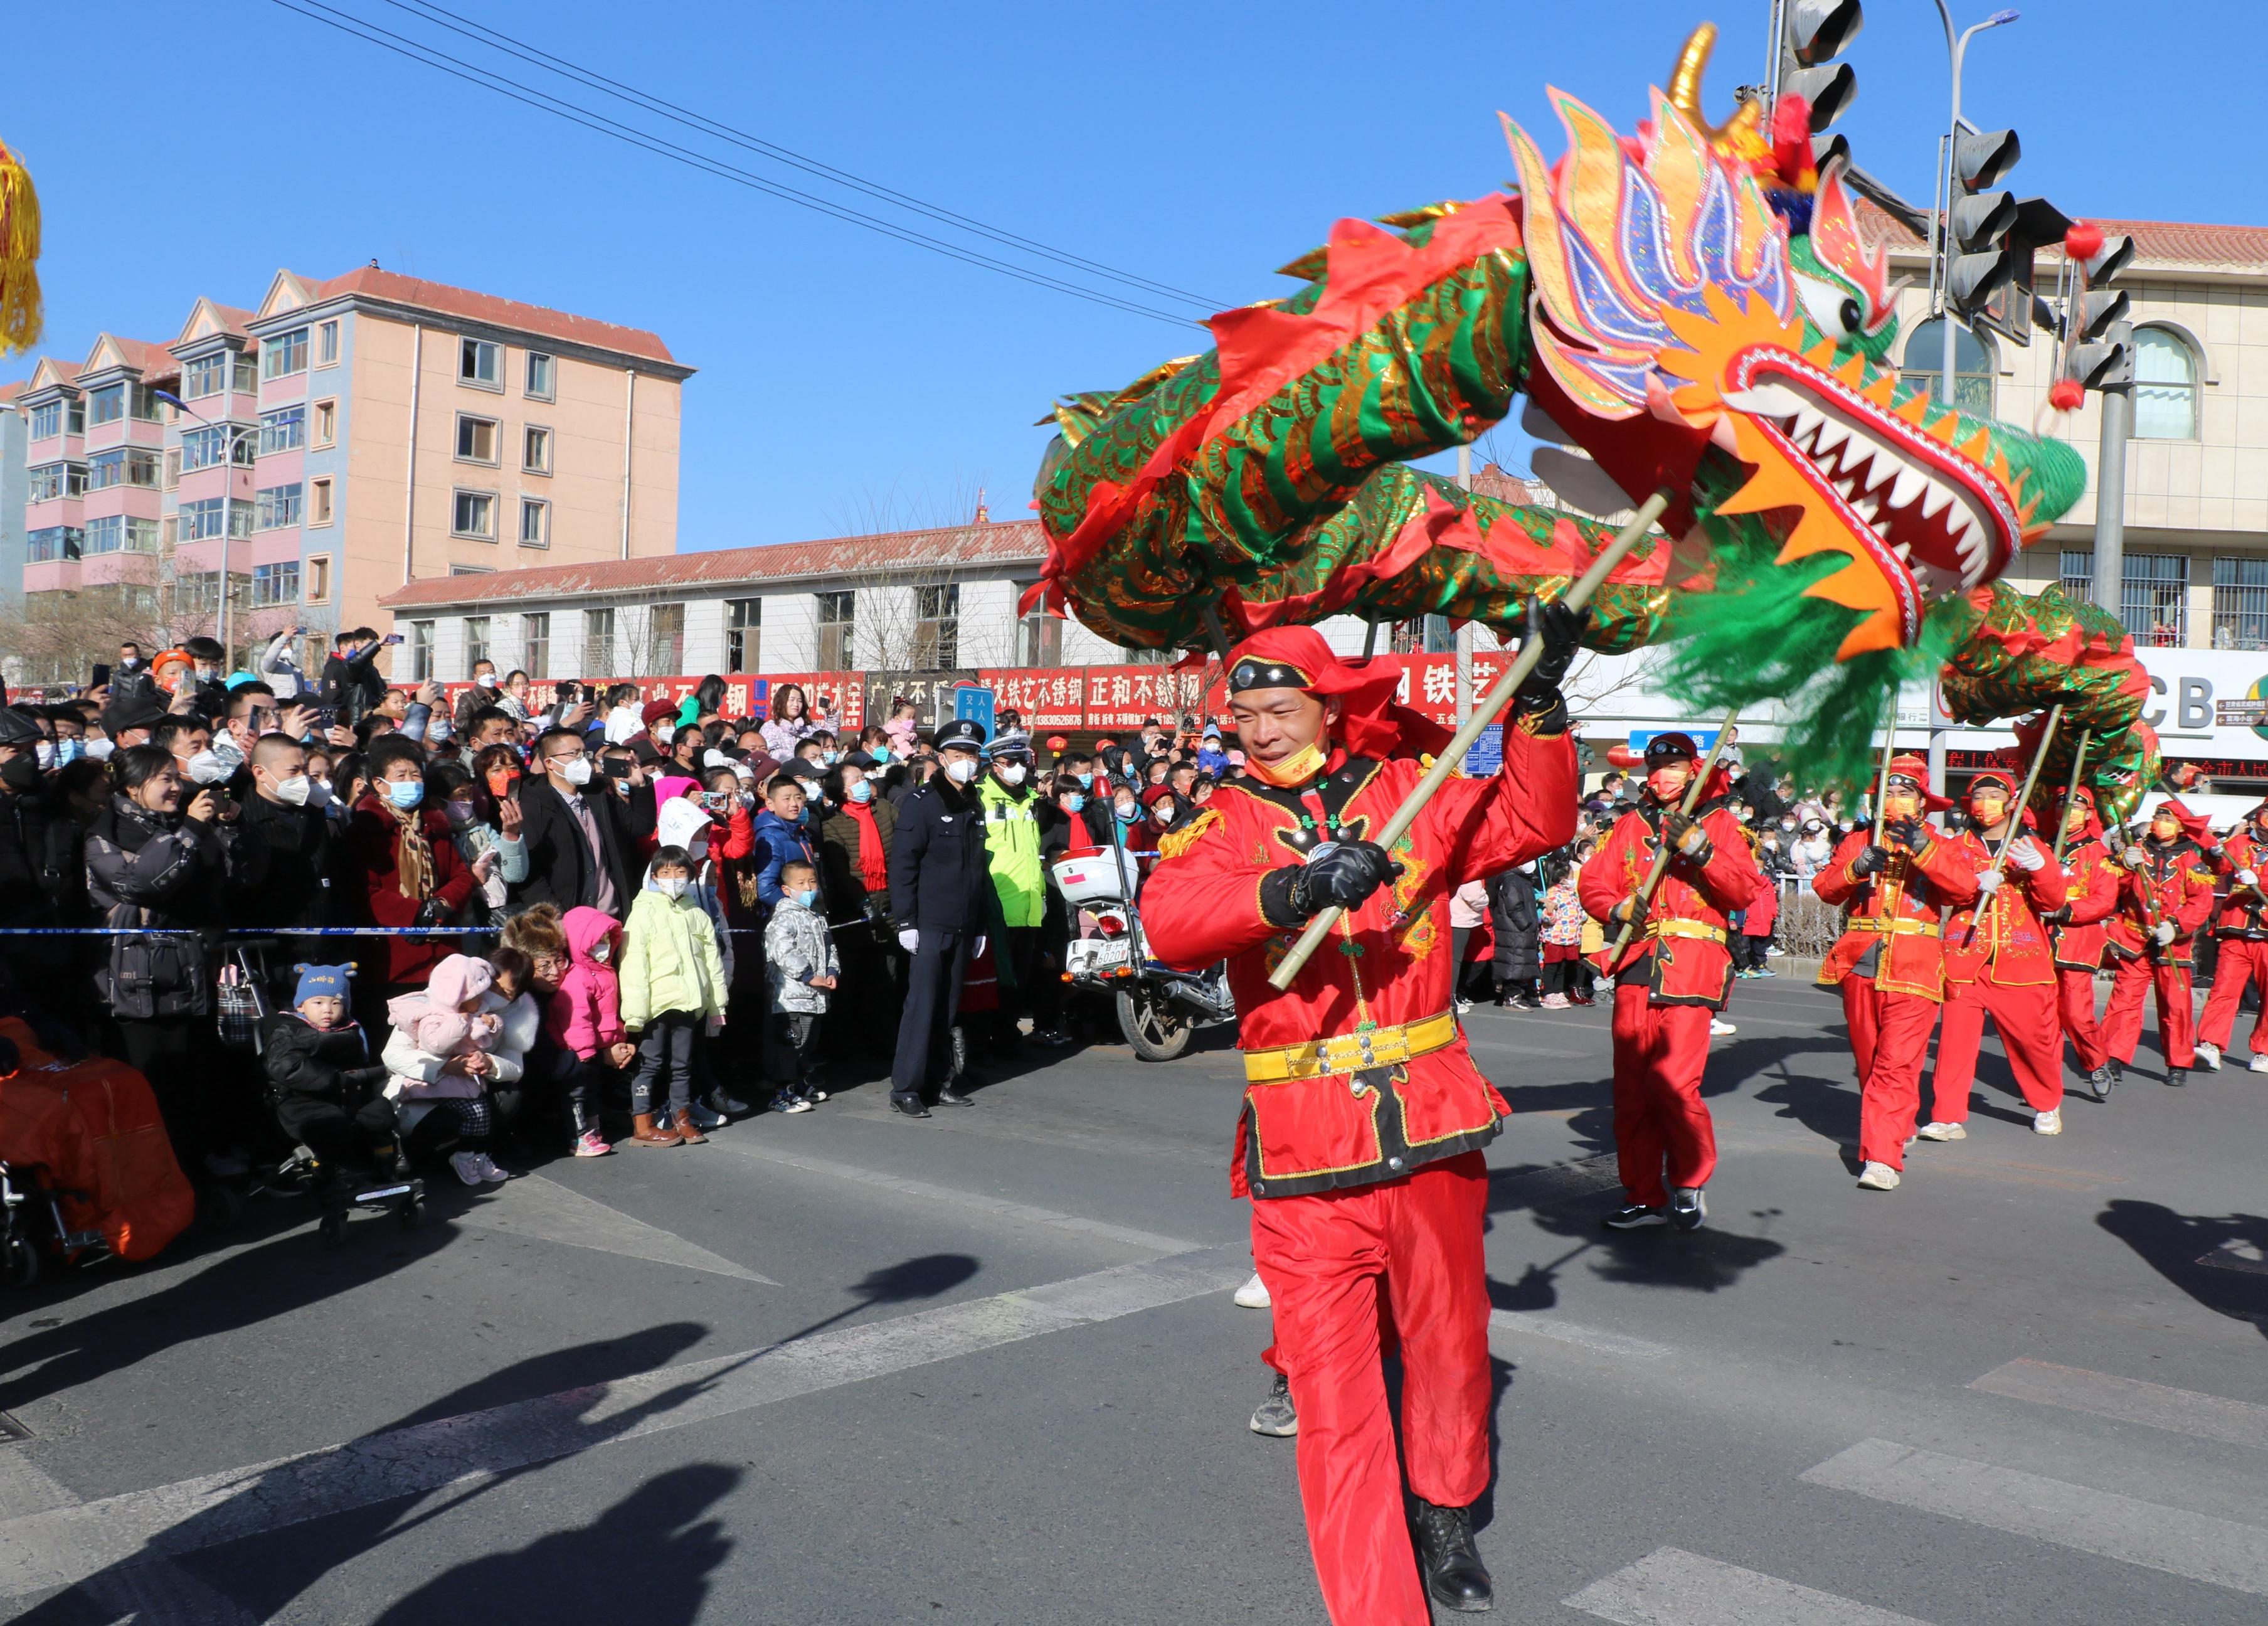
[2063,229,2137,393]
[1781,1,1864,130]
[1946,127,2022,317]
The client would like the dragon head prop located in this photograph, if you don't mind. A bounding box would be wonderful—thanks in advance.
[1506,28,2085,660]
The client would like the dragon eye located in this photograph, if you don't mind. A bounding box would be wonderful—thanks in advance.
[1839,297,1863,335]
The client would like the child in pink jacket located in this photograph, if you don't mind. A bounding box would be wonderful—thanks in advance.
[381,954,509,1187]
[543,906,633,1155]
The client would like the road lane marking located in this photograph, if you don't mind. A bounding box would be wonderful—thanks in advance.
[0,1452,258,1623]
[1488,1310,1670,1361]
[828,1100,1220,1168]
[1801,1437,2268,1596]
[450,1173,776,1284]
[0,1247,1248,1598]
[704,1139,1204,1257]
[1565,1546,1936,1626]
[1970,1359,2268,1452]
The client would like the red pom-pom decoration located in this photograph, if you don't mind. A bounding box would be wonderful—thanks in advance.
[2065,221,2105,263]
[2048,379,2086,412]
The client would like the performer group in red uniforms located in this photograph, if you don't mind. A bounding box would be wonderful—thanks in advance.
[2043,787,2124,1100]
[1811,755,1978,1190]
[2195,800,2268,1076]
[2101,800,2217,1086]
[1143,605,1586,1623]
[1577,733,1764,1230]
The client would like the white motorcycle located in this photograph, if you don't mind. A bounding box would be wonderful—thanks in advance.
[1053,843,1236,1061]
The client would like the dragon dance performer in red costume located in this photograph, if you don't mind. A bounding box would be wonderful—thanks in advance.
[1577,733,1764,1231]
[2195,800,2268,1076]
[2102,800,2217,1085]
[1143,605,1584,1623]
[1812,756,1978,1191]
[2043,787,2122,1100]
[1926,771,2072,1137]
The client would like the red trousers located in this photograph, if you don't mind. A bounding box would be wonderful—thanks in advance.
[1609,985,1717,1206]
[1250,1152,1492,1626]
[1840,976,1940,1169]
[2104,955,2196,1070]
[1931,972,2064,1115]
[2198,938,2268,1056]
[2058,967,2109,1072]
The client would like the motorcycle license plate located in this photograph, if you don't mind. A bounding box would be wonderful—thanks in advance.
[1069,938,1132,976]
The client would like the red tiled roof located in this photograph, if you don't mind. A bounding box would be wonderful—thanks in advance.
[0,382,23,405]
[83,336,178,378]
[379,519,1047,610]
[295,267,681,367]
[1857,197,2268,269]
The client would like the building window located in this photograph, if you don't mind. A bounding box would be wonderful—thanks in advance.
[2116,552,2190,646]
[2134,328,2200,441]
[252,561,300,607]
[410,621,435,681]
[28,462,88,501]
[83,516,124,555]
[465,615,492,676]
[259,405,306,454]
[2212,558,2268,649]
[306,555,331,603]
[309,477,334,525]
[1016,587,1061,666]
[523,612,550,679]
[26,526,83,563]
[28,401,60,440]
[583,607,615,674]
[262,327,309,380]
[85,384,125,427]
[726,598,760,673]
[525,352,554,401]
[181,496,253,541]
[459,337,501,388]
[517,497,549,546]
[1390,614,1455,654]
[183,353,230,400]
[181,423,254,471]
[66,398,85,434]
[313,399,337,447]
[129,383,162,421]
[522,424,551,474]
[317,320,339,366]
[255,482,304,529]
[1897,318,1994,417]
[645,603,684,674]
[909,583,960,670]
[452,489,496,539]
[125,517,159,554]
[163,447,180,489]
[231,353,258,395]
[174,571,220,615]
[815,590,854,670]
[454,414,499,464]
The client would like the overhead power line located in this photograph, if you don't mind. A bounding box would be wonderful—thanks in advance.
[376,0,1227,312]
[265,0,1212,329]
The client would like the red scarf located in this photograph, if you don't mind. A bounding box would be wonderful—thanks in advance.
[844,799,888,893]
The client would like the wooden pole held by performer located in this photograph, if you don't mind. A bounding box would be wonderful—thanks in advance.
[1266,488,1673,991]
[1602,706,1742,964]
[2052,727,2092,866]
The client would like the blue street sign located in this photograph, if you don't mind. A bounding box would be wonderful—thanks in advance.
[1629,728,1723,755]
[1463,729,1503,777]
[953,684,997,740]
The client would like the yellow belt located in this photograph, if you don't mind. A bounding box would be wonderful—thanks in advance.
[1243,1010,1459,1083]
[1646,918,1727,945]
[1853,915,1941,939]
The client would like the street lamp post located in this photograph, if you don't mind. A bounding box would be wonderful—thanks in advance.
[154,390,258,669]
[1929,5,2020,408]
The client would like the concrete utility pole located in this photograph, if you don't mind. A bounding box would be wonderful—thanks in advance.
[2091,330,2134,625]
[1455,445,1473,726]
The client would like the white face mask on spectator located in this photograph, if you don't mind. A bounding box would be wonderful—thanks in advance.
[656,876,689,900]
[273,774,312,806]
[997,762,1026,786]
[186,750,233,785]
[557,756,593,787]
[945,757,979,784]
[87,738,115,762]
[34,741,53,771]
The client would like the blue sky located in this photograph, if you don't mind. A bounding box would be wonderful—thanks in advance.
[8,1,2248,552]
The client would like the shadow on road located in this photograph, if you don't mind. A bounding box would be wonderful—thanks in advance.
[1529,1206,1787,1293]
[2096,1199,2268,1343]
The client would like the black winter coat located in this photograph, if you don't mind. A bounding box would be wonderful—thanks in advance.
[229,794,337,930]
[84,795,240,1019]
[1487,867,1543,983]
[0,781,82,928]
[260,1011,388,1103]
[888,777,990,934]
[509,778,654,916]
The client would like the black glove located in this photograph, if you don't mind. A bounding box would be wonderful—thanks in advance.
[1513,596,1591,716]
[1662,809,1713,866]
[1612,895,1649,933]
[413,896,452,930]
[2038,905,2073,928]
[1850,844,1890,877]
[1884,815,1930,853]
[1291,841,1402,917]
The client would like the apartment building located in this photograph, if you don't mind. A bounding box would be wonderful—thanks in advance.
[5,267,689,682]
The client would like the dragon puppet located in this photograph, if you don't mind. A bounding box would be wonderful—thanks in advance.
[1025,25,2157,819]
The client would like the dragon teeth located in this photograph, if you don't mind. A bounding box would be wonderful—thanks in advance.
[1919,480,1956,522]
[1889,465,1927,511]
[1853,496,1880,523]
[1811,417,1851,459]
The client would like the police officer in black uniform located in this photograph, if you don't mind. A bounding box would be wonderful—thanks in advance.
[887,719,993,1118]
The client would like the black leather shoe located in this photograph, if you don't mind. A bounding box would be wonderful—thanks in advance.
[936,1085,976,1108]
[889,1093,931,1119]
[1410,1498,1492,1612]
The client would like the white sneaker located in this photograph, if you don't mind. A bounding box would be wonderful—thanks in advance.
[2033,1108,2062,1135]
[473,1152,516,1181]
[2252,1054,2268,1074]
[449,1150,485,1188]
[1766,944,1787,957]
[1710,1017,1737,1036]
[1234,1271,1271,1309]
[1914,1121,1967,1142]
[2194,1041,2222,1072]
[1856,1161,1900,1191]
[687,1101,728,1130]
[1454,998,1474,1016]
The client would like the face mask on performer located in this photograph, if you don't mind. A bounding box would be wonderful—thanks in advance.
[1645,764,1691,802]
[1968,789,2010,831]
[2150,812,2181,843]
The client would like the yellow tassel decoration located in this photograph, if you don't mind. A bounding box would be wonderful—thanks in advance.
[0,139,45,358]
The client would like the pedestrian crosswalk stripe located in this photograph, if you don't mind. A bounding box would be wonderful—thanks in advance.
[452,1173,777,1283]
[1971,1358,2268,1452]
[0,1246,1250,1599]
[1488,1309,1670,1361]
[1564,1546,1936,1625]
[1801,1437,2268,1597]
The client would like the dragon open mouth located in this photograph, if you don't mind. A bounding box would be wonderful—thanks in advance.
[1725,353,2022,602]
